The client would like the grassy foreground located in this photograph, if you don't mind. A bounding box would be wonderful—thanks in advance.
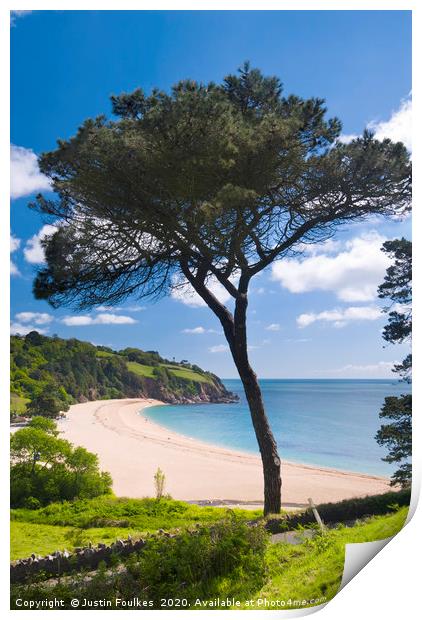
[248,506,408,608]
[10,505,407,610]
[11,496,262,560]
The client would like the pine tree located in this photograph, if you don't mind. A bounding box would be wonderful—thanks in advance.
[31,64,411,513]
[376,238,412,487]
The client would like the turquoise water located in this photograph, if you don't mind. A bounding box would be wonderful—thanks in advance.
[144,379,411,476]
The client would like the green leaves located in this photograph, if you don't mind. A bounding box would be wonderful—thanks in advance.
[375,238,412,487]
[10,420,113,507]
[31,64,411,312]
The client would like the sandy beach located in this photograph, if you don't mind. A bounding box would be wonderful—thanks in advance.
[55,398,391,508]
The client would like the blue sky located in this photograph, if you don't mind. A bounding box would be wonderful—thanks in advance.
[10,10,411,378]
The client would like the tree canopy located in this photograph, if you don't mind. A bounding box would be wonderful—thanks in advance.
[32,64,411,312]
[375,238,412,487]
[29,64,412,514]
[10,417,112,507]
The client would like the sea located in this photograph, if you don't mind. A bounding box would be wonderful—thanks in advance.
[143,379,411,477]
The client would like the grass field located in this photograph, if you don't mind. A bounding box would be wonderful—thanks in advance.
[126,361,157,378]
[10,502,407,609]
[11,497,263,560]
[162,365,213,383]
[10,395,30,414]
[127,360,212,383]
[95,350,115,358]
[10,522,145,561]
[246,506,408,608]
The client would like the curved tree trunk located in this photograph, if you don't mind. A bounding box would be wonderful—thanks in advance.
[234,354,282,515]
[232,279,282,516]
[179,263,282,515]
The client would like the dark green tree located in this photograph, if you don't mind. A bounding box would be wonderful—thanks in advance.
[26,382,70,418]
[10,418,112,506]
[31,64,411,514]
[376,238,412,487]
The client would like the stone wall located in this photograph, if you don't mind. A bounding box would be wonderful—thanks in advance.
[10,529,180,584]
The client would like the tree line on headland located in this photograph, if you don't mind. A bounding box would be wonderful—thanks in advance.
[11,331,236,418]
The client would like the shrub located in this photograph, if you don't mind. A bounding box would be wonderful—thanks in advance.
[10,514,269,608]
[10,419,113,507]
[154,467,166,500]
[265,488,411,533]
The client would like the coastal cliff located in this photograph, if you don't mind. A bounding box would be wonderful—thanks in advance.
[10,332,238,416]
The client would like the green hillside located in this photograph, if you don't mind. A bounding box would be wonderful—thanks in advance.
[10,332,235,416]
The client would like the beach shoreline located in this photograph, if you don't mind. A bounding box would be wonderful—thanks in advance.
[53,398,391,508]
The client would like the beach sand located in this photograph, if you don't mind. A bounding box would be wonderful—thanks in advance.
[56,398,391,509]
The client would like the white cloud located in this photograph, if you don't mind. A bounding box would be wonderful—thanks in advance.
[10,234,21,276]
[95,305,122,312]
[368,96,412,152]
[10,261,20,276]
[298,239,343,256]
[61,313,137,326]
[272,232,390,302]
[61,315,93,326]
[209,344,229,353]
[338,133,358,144]
[297,305,383,328]
[15,312,53,325]
[182,326,206,334]
[339,95,412,152]
[10,322,47,336]
[171,273,238,307]
[265,323,281,332]
[126,305,146,312]
[23,224,58,264]
[10,145,51,199]
[10,234,20,253]
[329,361,397,378]
[95,304,146,313]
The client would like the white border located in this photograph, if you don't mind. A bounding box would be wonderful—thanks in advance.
[2,2,419,619]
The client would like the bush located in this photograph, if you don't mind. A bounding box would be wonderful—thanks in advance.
[10,515,269,608]
[265,488,411,533]
[23,496,41,511]
[10,418,113,507]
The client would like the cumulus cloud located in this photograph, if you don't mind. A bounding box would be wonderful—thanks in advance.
[297,305,383,329]
[125,305,146,312]
[15,312,53,325]
[338,133,358,144]
[10,310,53,335]
[368,96,412,152]
[298,239,343,256]
[61,313,138,326]
[10,322,48,336]
[265,323,281,332]
[23,224,58,264]
[10,233,21,276]
[209,344,229,353]
[95,305,122,312]
[10,145,51,199]
[171,273,239,308]
[339,95,412,152]
[10,261,20,277]
[182,326,206,334]
[10,234,20,253]
[182,326,222,335]
[272,232,390,302]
